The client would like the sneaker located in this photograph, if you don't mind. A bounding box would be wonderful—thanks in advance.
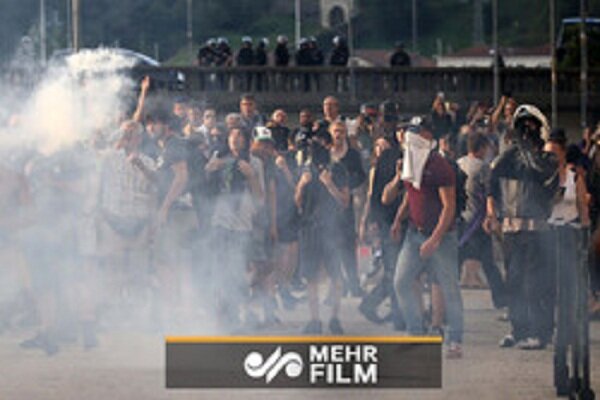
[279,288,300,311]
[358,302,384,324]
[20,332,59,356]
[517,337,545,350]
[428,326,444,338]
[328,317,344,335]
[497,312,509,322]
[302,319,322,335]
[446,342,462,359]
[499,334,516,348]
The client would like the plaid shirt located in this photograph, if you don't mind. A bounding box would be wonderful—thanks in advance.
[99,149,157,219]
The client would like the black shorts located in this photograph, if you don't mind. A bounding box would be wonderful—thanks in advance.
[460,226,490,262]
[276,214,299,243]
[299,225,342,282]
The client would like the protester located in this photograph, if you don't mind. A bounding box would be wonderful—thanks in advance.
[392,115,464,358]
[205,127,265,330]
[457,132,506,308]
[486,105,559,350]
[295,134,350,334]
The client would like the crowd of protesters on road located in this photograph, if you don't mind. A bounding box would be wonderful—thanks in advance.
[1,73,600,362]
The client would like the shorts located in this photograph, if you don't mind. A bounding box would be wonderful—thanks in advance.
[299,225,342,282]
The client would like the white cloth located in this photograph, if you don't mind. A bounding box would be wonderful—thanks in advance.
[401,132,435,189]
[548,169,579,226]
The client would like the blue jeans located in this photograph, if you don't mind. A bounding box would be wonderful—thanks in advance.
[394,226,464,343]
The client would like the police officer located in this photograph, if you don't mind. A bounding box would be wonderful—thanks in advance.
[236,36,255,66]
[329,36,350,66]
[390,42,411,67]
[274,35,290,67]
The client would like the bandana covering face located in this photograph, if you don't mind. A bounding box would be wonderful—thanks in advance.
[402,131,435,190]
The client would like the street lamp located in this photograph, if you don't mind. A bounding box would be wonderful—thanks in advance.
[187,0,193,64]
[40,0,47,65]
[72,0,80,52]
[550,0,557,127]
[492,0,499,105]
[580,0,589,129]
[295,0,301,49]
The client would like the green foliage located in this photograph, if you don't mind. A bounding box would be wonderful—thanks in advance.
[2,0,600,65]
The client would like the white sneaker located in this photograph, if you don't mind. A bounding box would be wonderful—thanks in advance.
[446,342,462,359]
[516,337,544,350]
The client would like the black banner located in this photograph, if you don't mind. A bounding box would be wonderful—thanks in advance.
[166,336,441,389]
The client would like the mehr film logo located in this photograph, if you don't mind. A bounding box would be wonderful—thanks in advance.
[244,344,378,385]
[165,336,442,389]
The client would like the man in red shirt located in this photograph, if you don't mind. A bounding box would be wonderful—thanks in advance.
[390,115,464,358]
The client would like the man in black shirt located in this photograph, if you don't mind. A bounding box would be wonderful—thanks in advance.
[390,42,411,67]
[330,121,366,297]
[295,141,350,334]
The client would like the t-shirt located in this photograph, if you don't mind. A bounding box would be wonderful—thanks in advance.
[211,155,265,232]
[274,152,299,229]
[371,147,403,228]
[405,152,456,234]
[156,135,189,204]
[299,161,349,235]
[457,155,490,224]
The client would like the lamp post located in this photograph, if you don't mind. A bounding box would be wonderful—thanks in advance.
[40,0,47,65]
[550,0,557,127]
[187,0,193,64]
[492,0,499,105]
[295,0,301,49]
[412,0,418,53]
[72,0,80,52]
[580,0,589,129]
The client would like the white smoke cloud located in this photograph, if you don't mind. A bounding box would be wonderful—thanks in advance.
[6,47,137,155]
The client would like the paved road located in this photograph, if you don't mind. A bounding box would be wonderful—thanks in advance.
[0,289,598,400]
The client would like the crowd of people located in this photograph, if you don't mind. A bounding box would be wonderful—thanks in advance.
[196,35,411,67]
[1,74,600,362]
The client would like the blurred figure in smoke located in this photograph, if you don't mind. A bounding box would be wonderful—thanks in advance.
[457,132,506,307]
[182,104,203,138]
[0,163,34,335]
[205,128,265,331]
[145,108,191,326]
[170,97,189,135]
[296,122,351,334]
[96,120,157,325]
[248,128,279,326]
[19,144,92,355]
[486,105,559,350]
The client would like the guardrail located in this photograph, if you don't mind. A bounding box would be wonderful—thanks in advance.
[134,66,600,112]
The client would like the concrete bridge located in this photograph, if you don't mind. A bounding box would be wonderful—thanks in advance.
[138,66,600,121]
